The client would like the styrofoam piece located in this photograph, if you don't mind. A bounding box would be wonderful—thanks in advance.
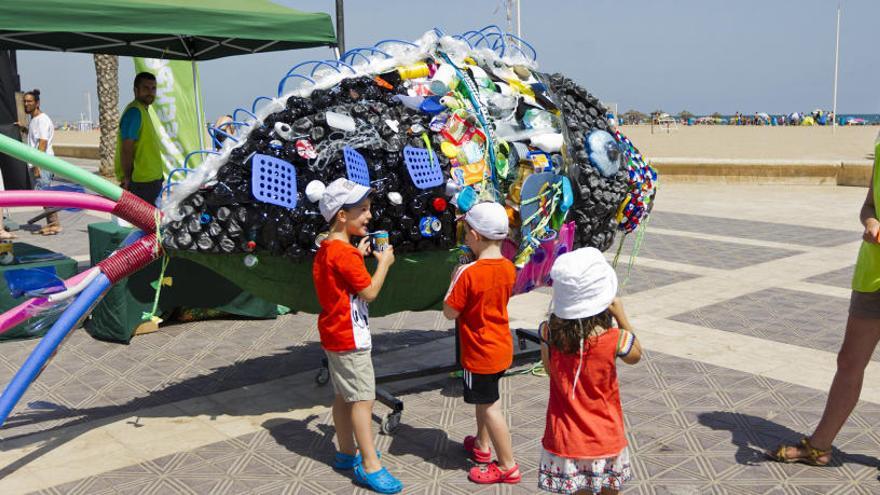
[251,154,298,208]
[326,111,356,132]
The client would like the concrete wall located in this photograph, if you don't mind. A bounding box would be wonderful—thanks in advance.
[653,158,873,187]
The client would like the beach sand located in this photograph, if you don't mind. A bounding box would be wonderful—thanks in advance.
[621,125,878,161]
[54,126,879,162]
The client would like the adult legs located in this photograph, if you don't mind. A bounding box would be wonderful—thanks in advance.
[779,315,880,462]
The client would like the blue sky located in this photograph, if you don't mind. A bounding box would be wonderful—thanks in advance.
[15,0,880,122]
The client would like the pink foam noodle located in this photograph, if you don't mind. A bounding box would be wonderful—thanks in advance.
[0,268,99,335]
[0,190,118,212]
[0,298,51,335]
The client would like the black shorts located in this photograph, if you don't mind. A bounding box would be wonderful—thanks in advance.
[462,369,505,404]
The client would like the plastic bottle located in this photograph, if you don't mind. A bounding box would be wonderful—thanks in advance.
[244,254,259,268]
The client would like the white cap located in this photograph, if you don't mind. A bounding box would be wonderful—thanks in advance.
[464,202,508,240]
[550,247,618,319]
[319,178,371,222]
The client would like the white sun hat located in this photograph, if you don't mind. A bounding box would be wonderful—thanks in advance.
[550,247,618,319]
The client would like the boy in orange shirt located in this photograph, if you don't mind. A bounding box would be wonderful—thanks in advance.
[443,202,520,485]
[314,178,401,494]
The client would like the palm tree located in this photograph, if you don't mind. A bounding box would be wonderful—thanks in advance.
[93,54,118,178]
[678,110,694,122]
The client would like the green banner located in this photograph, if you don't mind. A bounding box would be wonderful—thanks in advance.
[133,58,207,171]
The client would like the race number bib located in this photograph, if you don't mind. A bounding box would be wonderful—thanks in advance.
[350,294,371,349]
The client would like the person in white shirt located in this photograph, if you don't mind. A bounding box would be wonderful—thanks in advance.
[23,89,61,235]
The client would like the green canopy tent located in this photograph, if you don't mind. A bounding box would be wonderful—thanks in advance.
[0,0,338,146]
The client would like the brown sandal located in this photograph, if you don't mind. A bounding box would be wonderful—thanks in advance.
[769,437,832,466]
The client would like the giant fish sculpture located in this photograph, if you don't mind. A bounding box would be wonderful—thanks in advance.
[0,27,656,425]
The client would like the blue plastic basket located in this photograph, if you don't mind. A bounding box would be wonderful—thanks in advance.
[250,154,298,209]
[343,146,371,187]
[403,146,444,189]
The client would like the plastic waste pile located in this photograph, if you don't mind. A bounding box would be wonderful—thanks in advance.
[160,27,657,293]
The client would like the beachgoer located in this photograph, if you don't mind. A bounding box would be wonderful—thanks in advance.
[770,141,880,466]
[23,89,60,235]
[443,202,521,485]
[537,247,642,494]
[313,178,402,494]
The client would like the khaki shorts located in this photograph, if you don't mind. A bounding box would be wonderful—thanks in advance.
[850,290,880,319]
[325,349,375,402]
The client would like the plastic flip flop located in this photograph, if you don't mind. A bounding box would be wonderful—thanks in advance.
[353,465,403,494]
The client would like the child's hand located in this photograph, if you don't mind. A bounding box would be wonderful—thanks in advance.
[357,237,372,257]
[374,245,395,266]
[450,264,465,281]
[864,218,880,244]
[608,297,633,331]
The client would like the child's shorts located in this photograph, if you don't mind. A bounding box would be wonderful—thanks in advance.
[462,369,506,404]
[325,349,375,402]
[849,290,880,319]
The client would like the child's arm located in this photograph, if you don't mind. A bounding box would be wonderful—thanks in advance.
[619,333,642,365]
[539,321,551,375]
[608,297,634,331]
[357,246,395,303]
[610,298,642,364]
[442,265,467,320]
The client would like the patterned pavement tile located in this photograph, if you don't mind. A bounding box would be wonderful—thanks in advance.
[622,232,803,270]
[669,288,870,360]
[5,209,106,261]
[616,264,699,296]
[806,265,855,290]
[30,349,880,494]
[0,311,452,441]
[649,212,858,248]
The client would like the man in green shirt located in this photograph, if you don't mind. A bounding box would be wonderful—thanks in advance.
[114,72,164,204]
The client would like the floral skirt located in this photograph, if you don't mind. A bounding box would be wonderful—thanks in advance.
[538,447,633,494]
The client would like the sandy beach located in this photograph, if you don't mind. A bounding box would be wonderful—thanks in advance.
[55,126,878,162]
[621,125,878,161]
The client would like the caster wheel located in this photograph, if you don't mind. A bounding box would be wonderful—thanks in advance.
[315,367,330,385]
[381,412,401,435]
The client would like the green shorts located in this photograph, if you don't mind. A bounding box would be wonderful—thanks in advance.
[325,348,375,402]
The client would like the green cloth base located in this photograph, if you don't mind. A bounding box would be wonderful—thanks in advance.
[175,248,459,317]
[0,243,77,341]
[85,222,280,343]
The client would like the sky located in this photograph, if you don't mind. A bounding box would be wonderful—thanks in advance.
[14,0,880,123]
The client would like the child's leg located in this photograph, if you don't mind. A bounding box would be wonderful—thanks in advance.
[474,405,489,452]
[350,399,381,472]
[332,394,356,456]
[475,401,517,472]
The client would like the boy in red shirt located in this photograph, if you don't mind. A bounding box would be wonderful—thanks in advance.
[314,178,400,494]
[443,202,520,484]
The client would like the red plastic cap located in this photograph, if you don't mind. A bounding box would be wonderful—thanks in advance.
[432,197,447,212]
[246,241,257,251]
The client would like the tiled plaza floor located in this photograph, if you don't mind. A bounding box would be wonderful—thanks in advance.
[1,181,878,494]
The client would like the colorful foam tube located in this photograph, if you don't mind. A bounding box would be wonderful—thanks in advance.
[0,229,148,427]
[0,272,111,426]
[0,267,100,335]
[0,134,122,201]
[0,190,118,212]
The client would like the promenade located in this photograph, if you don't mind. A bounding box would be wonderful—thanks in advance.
[0,173,877,494]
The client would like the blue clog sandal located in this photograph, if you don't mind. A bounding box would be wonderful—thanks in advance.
[333,451,362,470]
[353,464,403,494]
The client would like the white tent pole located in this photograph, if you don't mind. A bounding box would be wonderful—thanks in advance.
[832,1,841,133]
[191,59,205,150]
